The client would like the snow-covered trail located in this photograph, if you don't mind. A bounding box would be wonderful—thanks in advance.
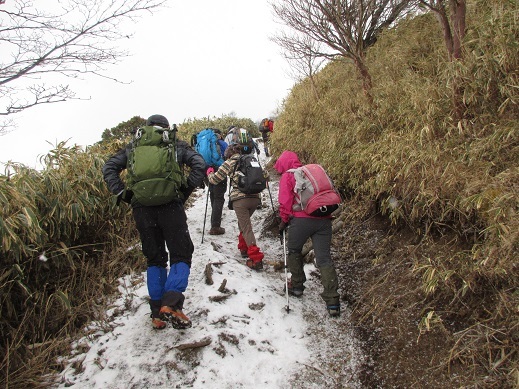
[54,141,363,389]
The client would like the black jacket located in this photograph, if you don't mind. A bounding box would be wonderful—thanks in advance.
[102,139,206,206]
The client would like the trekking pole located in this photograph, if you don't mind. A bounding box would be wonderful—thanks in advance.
[266,179,275,210]
[283,229,290,313]
[201,185,210,244]
[256,152,275,211]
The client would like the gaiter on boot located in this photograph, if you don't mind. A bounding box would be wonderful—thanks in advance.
[149,299,162,319]
[237,232,248,256]
[319,265,340,306]
[247,245,264,262]
[147,266,167,301]
[287,252,306,289]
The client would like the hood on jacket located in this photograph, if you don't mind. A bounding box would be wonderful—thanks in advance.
[274,150,302,174]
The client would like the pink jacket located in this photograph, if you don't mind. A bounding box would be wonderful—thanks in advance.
[274,151,312,223]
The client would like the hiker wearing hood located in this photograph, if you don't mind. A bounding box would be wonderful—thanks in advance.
[274,150,341,317]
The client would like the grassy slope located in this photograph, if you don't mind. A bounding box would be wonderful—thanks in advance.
[270,1,518,387]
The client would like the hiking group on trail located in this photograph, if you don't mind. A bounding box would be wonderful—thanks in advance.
[102,114,342,330]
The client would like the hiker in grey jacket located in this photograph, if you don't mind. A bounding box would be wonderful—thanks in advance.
[102,114,205,330]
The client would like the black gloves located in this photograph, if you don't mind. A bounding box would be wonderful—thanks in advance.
[181,185,195,203]
[279,220,287,244]
[117,189,133,205]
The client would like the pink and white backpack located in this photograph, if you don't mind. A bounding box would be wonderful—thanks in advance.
[288,164,342,217]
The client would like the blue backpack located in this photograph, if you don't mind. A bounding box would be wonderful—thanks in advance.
[193,128,224,167]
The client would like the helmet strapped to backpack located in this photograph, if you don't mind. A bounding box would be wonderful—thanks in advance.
[227,127,254,154]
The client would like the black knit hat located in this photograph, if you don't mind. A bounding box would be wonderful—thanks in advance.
[146,114,169,128]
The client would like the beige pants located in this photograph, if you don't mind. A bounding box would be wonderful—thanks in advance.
[232,197,261,247]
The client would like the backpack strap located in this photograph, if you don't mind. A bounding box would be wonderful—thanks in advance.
[229,154,241,183]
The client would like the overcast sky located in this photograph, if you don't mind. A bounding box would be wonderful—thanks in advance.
[0,0,295,169]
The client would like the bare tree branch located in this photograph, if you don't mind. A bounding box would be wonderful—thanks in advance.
[271,0,414,104]
[272,32,326,98]
[0,0,166,134]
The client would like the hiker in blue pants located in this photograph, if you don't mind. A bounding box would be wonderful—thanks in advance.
[102,114,205,330]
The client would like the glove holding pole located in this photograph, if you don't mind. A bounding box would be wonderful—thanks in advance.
[116,189,133,206]
[278,220,287,245]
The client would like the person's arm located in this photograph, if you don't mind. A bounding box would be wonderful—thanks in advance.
[207,156,236,185]
[277,173,295,223]
[102,146,129,195]
[177,140,206,190]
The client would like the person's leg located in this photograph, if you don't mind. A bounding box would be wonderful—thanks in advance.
[233,200,249,256]
[233,198,259,247]
[286,218,314,291]
[233,197,263,268]
[133,206,168,328]
[286,252,305,294]
[209,179,227,234]
[238,232,248,257]
[311,218,340,315]
[157,202,194,328]
[262,133,270,156]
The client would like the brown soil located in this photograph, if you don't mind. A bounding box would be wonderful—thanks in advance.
[333,211,479,388]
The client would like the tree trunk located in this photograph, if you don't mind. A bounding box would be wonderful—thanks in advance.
[433,2,455,60]
[450,0,467,120]
[450,0,466,60]
[354,57,374,106]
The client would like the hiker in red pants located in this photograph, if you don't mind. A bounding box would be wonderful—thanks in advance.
[206,143,265,271]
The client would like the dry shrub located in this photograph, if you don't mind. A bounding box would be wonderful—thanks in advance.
[177,114,260,145]
[271,0,518,386]
[0,140,141,388]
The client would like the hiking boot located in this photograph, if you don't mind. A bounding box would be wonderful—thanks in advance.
[209,226,225,235]
[284,280,304,297]
[246,258,263,271]
[149,299,166,330]
[240,250,248,258]
[327,305,341,317]
[151,316,167,330]
[159,306,192,329]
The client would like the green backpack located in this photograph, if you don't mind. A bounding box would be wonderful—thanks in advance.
[126,125,186,206]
